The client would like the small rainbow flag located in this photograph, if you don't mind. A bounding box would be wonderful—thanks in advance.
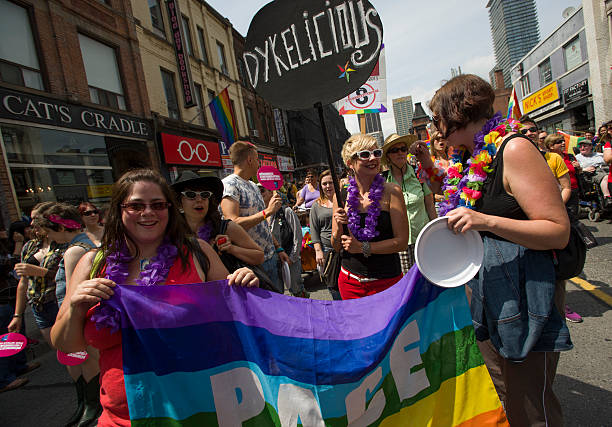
[208,87,237,145]
[101,268,508,426]
[506,86,521,120]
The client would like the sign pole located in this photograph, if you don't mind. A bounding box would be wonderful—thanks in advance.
[315,102,344,206]
[315,102,349,236]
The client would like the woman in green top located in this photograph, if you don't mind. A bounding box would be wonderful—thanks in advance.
[382,133,437,273]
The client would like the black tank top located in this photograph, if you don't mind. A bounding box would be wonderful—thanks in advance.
[340,210,401,278]
[476,134,528,222]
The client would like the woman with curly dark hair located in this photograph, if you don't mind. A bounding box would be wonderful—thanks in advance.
[171,171,264,268]
[51,169,258,427]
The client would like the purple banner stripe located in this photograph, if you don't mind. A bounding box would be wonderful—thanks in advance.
[107,269,425,341]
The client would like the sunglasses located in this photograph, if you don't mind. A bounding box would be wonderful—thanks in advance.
[520,127,538,135]
[121,201,171,213]
[82,210,99,216]
[353,149,383,160]
[388,145,408,154]
[181,190,212,200]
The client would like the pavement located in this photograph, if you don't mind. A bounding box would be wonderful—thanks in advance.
[1,218,610,426]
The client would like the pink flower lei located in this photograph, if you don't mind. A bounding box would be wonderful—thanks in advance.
[438,113,521,216]
[346,174,385,241]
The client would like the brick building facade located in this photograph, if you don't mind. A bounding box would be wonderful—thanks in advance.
[0,0,154,226]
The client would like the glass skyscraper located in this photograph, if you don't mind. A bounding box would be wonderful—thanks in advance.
[392,96,413,136]
[487,0,540,88]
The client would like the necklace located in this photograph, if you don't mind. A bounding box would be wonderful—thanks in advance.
[346,174,385,241]
[104,237,178,286]
[438,112,521,216]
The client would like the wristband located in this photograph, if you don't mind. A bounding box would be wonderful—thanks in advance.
[262,210,267,219]
[361,241,371,258]
[275,247,285,253]
[13,313,22,318]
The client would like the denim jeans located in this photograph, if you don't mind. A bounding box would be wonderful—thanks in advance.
[261,253,282,293]
[467,236,572,361]
[0,304,27,388]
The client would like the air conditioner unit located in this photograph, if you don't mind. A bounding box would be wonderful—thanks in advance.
[251,129,259,138]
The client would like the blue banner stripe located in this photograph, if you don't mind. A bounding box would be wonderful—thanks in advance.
[122,287,470,385]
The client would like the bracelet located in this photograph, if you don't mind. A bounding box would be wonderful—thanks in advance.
[275,247,285,253]
[13,313,22,318]
[262,210,267,219]
[361,241,371,258]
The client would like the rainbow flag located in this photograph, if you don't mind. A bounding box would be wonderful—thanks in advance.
[208,87,237,145]
[103,268,507,426]
[557,130,585,154]
[506,86,521,120]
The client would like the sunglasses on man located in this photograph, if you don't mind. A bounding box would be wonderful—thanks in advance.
[353,149,383,160]
[520,126,538,135]
[181,190,212,200]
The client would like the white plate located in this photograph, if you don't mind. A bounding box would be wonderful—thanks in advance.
[281,261,291,291]
[415,216,484,287]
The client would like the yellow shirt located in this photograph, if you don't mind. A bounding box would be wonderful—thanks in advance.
[544,152,569,179]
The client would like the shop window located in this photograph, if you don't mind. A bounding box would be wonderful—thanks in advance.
[197,26,209,65]
[520,75,531,97]
[1,124,114,216]
[78,34,126,111]
[216,41,229,76]
[194,83,207,127]
[538,59,552,87]
[161,69,180,120]
[563,37,582,71]
[0,0,43,90]
[148,0,165,36]
[181,15,193,56]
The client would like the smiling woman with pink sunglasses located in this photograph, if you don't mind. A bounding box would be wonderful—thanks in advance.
[51,169,258,427]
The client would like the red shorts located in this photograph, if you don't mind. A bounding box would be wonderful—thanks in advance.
[338,268,402,300]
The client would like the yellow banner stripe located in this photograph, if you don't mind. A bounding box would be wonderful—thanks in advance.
[380,365,507,427]
[569,277,612,308]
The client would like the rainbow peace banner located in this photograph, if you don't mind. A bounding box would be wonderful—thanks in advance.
[208,87,237,145]
[105,268,508,426]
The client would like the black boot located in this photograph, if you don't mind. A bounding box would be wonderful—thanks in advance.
[65,376,85,427]
[77,374,102,427]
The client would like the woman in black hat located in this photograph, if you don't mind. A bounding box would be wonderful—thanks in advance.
[172,171,265,268]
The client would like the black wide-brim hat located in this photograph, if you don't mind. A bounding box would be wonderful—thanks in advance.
[170,170,224,202]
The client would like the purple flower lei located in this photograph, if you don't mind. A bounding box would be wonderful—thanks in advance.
[346,173,385,241]
[90,237,178,332]
[197,222,213,242]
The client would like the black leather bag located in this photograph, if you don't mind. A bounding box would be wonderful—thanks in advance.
[552,222,587,280]
[321,249,341,290]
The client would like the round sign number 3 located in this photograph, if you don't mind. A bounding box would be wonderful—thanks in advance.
[355,87,369,105]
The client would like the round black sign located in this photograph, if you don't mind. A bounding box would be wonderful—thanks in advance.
[244,0,383,110]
